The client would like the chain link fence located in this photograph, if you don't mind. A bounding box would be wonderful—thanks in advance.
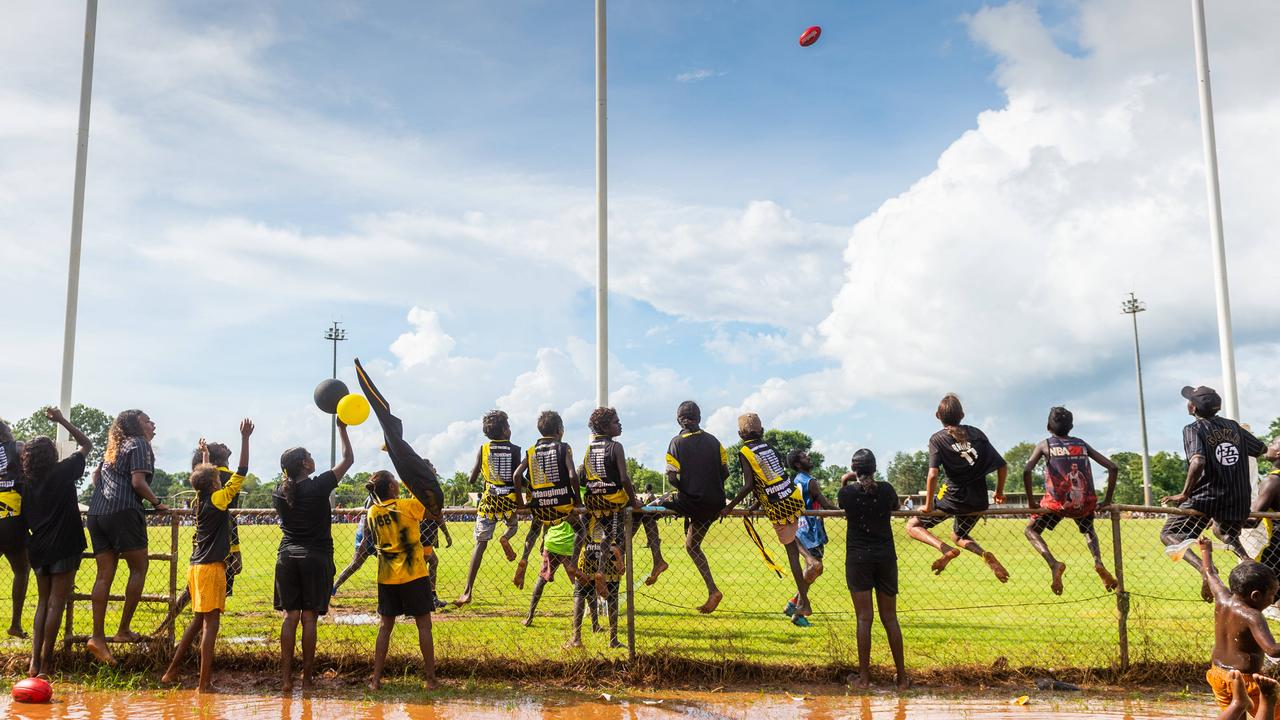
[0,503,1261,679]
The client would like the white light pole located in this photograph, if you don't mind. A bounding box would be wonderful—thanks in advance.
[1190,0,1240,420]
[1122,293,1153,506]
[594,0,608,409]
[57,0,99,453]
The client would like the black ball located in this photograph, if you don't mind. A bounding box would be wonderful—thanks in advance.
[314,379,349,414]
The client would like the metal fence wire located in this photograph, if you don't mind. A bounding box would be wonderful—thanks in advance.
[0,503,1266,676]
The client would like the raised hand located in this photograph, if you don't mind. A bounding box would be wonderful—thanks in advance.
[43,406,65,423]
[240,418,255,437]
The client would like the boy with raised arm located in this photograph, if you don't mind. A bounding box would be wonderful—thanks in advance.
[1022,406,1119,595]
[162,419,253,692]
[455,410,521,607]
[1201,536,1280,712]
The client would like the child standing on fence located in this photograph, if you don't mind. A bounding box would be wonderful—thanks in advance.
[364,469,439,691]
[723,413,819,619]
[785,449,836,627]
[455,410,521,607]
[905,394,1009,583]
[1021,406,1119,595]
[1163,386,1269,601]
[660,401,730,614]
[582,407,667,595]
[839,449,908,690]
[511,411,583,590]
[23,407,93,678]
[273,422,352,692]
[1199,536,1280,712]
[161,421,252,692]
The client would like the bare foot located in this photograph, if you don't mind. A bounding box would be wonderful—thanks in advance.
[1050,561,1066,595]
[592,623,605,633]
[698,590,724,614]
[794,602,812,618]
[847,672,871,690]
[1095,565,1118,592]
[423,677,440,690]
[1202,577,1214,603]
[594,572,607,599]
[282,679,294,693]
[563,639,583,649]
[931,548,962,575]
[895,673,912,691]
[609,639,623,649]
[521,616,533,627]
[367,679,381,691]
[803,560,824,585]
[983,552,1009,583]
[8,626,27,639]
[301,677,315,691]
[111,629,144,643]
[197,683,223,694]
[645,561,669,586]
[513,559,527,589]
[160,671,180,685]
[86,637,116,666]
[500,536,516,562]
[454,592,472,607]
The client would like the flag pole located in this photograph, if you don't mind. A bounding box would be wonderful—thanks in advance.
[1190,0,1240,420]
[57,0,99,452]
[594,0,608,408]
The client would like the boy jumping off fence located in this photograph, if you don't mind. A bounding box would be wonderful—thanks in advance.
[455,410,521,607]
[1021,406,1119,595]
[906,393,1010,583]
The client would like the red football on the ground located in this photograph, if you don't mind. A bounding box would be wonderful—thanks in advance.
[12,676,52,703]
[799,25,822,47]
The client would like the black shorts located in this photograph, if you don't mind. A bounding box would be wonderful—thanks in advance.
[33,555,81,577]
[847,557,898,595]
[273,550,335,614]
[915,504,981,540]
[660,494,724,526]
[1029,513,1095,535]
[0,516,28,552]
[1162,504,1241,544]
[87,508,147,555]
[575,579,619,599]
[377,576,433,618]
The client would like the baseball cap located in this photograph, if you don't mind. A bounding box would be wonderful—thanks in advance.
[1181,385,1222,415]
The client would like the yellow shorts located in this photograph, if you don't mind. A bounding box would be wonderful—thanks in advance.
[1207,663,1261,711]
[188,562,227,613]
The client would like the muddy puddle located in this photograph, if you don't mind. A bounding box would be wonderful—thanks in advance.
[1,687,1213,719]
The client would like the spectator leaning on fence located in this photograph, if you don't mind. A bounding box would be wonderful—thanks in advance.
[905,393,1010,583]
[86,409,167,666]
[455,410,521,608]
[839,449,908,691]
[22,407,92,678]
[1248,438,1280,581]
[660,400,730,614]
[272,421,352,692]
[161,422,252,693]
[0,417,28,642]
[784,448,836,628]
[1021,406,1120,596]
[1160,385,1267,601]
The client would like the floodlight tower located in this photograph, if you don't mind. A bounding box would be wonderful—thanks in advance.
[1122,293,1153,506]
[324,321,347,467]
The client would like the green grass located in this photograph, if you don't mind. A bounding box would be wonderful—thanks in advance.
[0,514,1219,671]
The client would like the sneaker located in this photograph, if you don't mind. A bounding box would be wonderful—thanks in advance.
[791,615,812,628]
[783,601,796,617]
[1164,538,1197,562]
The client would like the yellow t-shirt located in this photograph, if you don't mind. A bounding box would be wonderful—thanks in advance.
[367,497,429,585]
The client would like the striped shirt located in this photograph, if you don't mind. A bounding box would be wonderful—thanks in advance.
[88,437,154,516]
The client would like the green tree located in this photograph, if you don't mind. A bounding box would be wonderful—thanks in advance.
[13,404,113,467]
[1107,450,1185,505]
[1109,451,1146,505]
[626,458,664,495]
[1259,416,1280,475]
[886,450,929,495]
[441,471,473,506]
[1003,441,1042,496]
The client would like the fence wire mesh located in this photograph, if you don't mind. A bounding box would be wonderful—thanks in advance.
[0,504,1259,677]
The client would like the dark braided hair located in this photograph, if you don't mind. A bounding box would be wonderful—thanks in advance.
[21,437,58,486]
[936,394,968,443]
[278,447,309,507]
[676,401,701,431]
[536,411,563,437]
[588,407,619,436]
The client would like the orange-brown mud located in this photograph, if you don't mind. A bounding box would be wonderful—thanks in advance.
[1,686,1215,719]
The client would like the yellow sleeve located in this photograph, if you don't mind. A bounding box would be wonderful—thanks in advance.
[405,498,425,522]
[665,453,681,473]
[211,473,244,511]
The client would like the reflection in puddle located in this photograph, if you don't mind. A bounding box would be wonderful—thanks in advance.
[0,688,1213,719]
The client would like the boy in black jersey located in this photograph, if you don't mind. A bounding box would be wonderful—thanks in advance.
[455,410,522,607]
[661,401,730,613]
[162,420,252,692]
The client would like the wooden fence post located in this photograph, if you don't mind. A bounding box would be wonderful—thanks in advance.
[1111,507,1130,671]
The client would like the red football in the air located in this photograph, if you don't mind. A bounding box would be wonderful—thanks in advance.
[11,676,52,703]
[799,25,822,47]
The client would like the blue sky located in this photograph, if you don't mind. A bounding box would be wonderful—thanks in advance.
[4,0,1280,478]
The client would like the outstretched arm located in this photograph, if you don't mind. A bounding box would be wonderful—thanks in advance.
[723,463,754,514]
[922,467,940,513]
[331,421,354,479]
[1198,536,1231,605]
[1163,456,1205,506]
[1088,444,1119,507]
[810,477,837,511]
[212,420,253,510]
[993,464,1009,504]
[45,407,92,457]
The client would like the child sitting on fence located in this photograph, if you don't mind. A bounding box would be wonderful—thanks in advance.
[1200,536,1280,712]
[455,410,521,607]
[161,420,252,692]
[1021,406,1119,595]
[511,411,584,590]
[568,531,623,650]
[785,448,836,628]
[1219,669,1279,720]
[839,449,908,691]
[364,469,439,691]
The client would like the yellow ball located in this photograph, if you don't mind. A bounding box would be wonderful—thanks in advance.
[336,394,370,426]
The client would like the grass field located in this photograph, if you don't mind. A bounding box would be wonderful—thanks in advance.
[0,512,1219,672]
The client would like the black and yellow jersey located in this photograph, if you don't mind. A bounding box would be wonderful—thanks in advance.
[476,440,521,520]
[0,440,21,519]
[739,439,804,525]
[191,467,246,565]
[367,496,429,585]
[527,438,574,524]
[583,436,629,515]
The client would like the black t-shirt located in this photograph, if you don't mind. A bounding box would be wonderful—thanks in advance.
[927,426,1005,510]
[839,481,898,563]
[665,430,728,511]
[273,470,339,556]
[25,454,87,567]
[1183,416,1266,522]
[191,466,246,565]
